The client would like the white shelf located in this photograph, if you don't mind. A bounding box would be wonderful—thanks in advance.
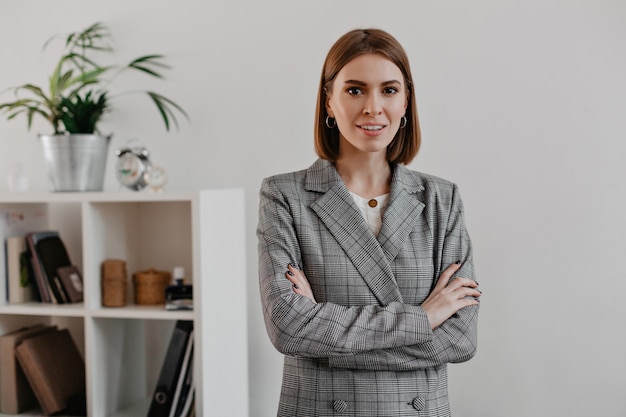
[0,189,248,417]
[88,306,195,320]
[0,302,86,317]
[0,190,205,203]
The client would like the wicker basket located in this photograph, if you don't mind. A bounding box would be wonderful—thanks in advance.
[132,268,171,305]
[101,259,127,307]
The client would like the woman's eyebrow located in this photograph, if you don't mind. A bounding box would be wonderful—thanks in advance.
[343,79,402,86]
[343,79,367,86]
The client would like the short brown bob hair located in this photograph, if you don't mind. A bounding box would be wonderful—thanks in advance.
[314,28,421,164]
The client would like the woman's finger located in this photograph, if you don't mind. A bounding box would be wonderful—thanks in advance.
[285,270,304,288]
[447,277,479,291]
[284,263,317,303]
[434,261,462,290]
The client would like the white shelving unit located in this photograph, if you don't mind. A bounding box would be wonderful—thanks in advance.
[0,189,248,417]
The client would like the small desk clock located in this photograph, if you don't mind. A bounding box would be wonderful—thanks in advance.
[144,165,168,192]
[115,145,151,191]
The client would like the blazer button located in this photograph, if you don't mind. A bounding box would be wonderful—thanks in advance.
[411,397,426,411]
[333,399,348,413]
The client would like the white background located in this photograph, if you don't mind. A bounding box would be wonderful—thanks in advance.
[1,1,625,416]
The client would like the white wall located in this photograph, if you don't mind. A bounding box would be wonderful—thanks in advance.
[1,1,625,416]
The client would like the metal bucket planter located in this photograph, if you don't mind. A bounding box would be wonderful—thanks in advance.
[39,134,111,192]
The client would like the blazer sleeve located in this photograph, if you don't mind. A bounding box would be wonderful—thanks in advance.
[327,184,479,371]
[258,176,435,358]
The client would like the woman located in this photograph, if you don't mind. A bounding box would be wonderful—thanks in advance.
[257,28,481,417]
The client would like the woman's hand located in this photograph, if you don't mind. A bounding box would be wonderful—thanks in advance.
[421,262,481,330]
[285,263,317,303]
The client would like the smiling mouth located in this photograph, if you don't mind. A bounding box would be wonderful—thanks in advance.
[358,125,385,131]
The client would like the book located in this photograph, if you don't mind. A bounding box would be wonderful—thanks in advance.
[21,251,41,302]
[24,233,53,303]
[147,320,193,417]
[0,205,48,304]
[5,236,35,303]
[0,324,57,414]
[57,265,84,303]
[25,231,75,304]
[14,327,86,416]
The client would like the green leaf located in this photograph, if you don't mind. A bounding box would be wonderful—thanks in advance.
[147,91,188,131]
[1,21,188,134]
[127,55,171,78]
[58,90,108,133]
[128,65,164,78]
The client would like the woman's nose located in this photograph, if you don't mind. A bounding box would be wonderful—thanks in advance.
[363,93,382,115]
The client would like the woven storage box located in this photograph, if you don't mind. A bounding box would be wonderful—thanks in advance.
[101,259,127,307]
[132,268,171,305]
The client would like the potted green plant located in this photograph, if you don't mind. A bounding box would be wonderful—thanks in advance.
[0,22,187,191]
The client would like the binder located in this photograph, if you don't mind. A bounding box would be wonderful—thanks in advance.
[0,324,56,414]
[147,320,193,417]
[177,388,194,417]
[173,356,194,417]
[170,334,193,417]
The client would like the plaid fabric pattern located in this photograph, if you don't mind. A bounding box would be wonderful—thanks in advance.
[258,159,479,416]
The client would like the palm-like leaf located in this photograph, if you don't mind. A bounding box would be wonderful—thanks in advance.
[0,22,187,134]
[147,92,189,131]
[128,55,170,78]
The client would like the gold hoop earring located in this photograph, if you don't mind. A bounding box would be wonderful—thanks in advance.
[325,116,337,129]
[399,116,407,129]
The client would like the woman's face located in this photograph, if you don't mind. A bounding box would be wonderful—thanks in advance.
[326,53,407,159]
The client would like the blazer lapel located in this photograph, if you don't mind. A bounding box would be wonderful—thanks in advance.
[306,160,403,306]
[377,164,426,263]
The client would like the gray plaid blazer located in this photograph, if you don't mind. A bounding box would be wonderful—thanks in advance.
[258,159,478,417]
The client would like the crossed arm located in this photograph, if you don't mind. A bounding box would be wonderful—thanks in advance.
[287,261,480,330]
[285,261,481,371]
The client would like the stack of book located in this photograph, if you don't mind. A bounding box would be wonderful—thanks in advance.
[3,231,83,304]
[1,205,47,304]
[24,231,83,304]
[0,324,86,416]
[147,320,195,417]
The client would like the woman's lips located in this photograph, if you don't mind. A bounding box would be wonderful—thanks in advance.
[357,124,386,135]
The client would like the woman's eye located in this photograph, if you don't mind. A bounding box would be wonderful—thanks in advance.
[383,87,399,94]
[347,87,363,95]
